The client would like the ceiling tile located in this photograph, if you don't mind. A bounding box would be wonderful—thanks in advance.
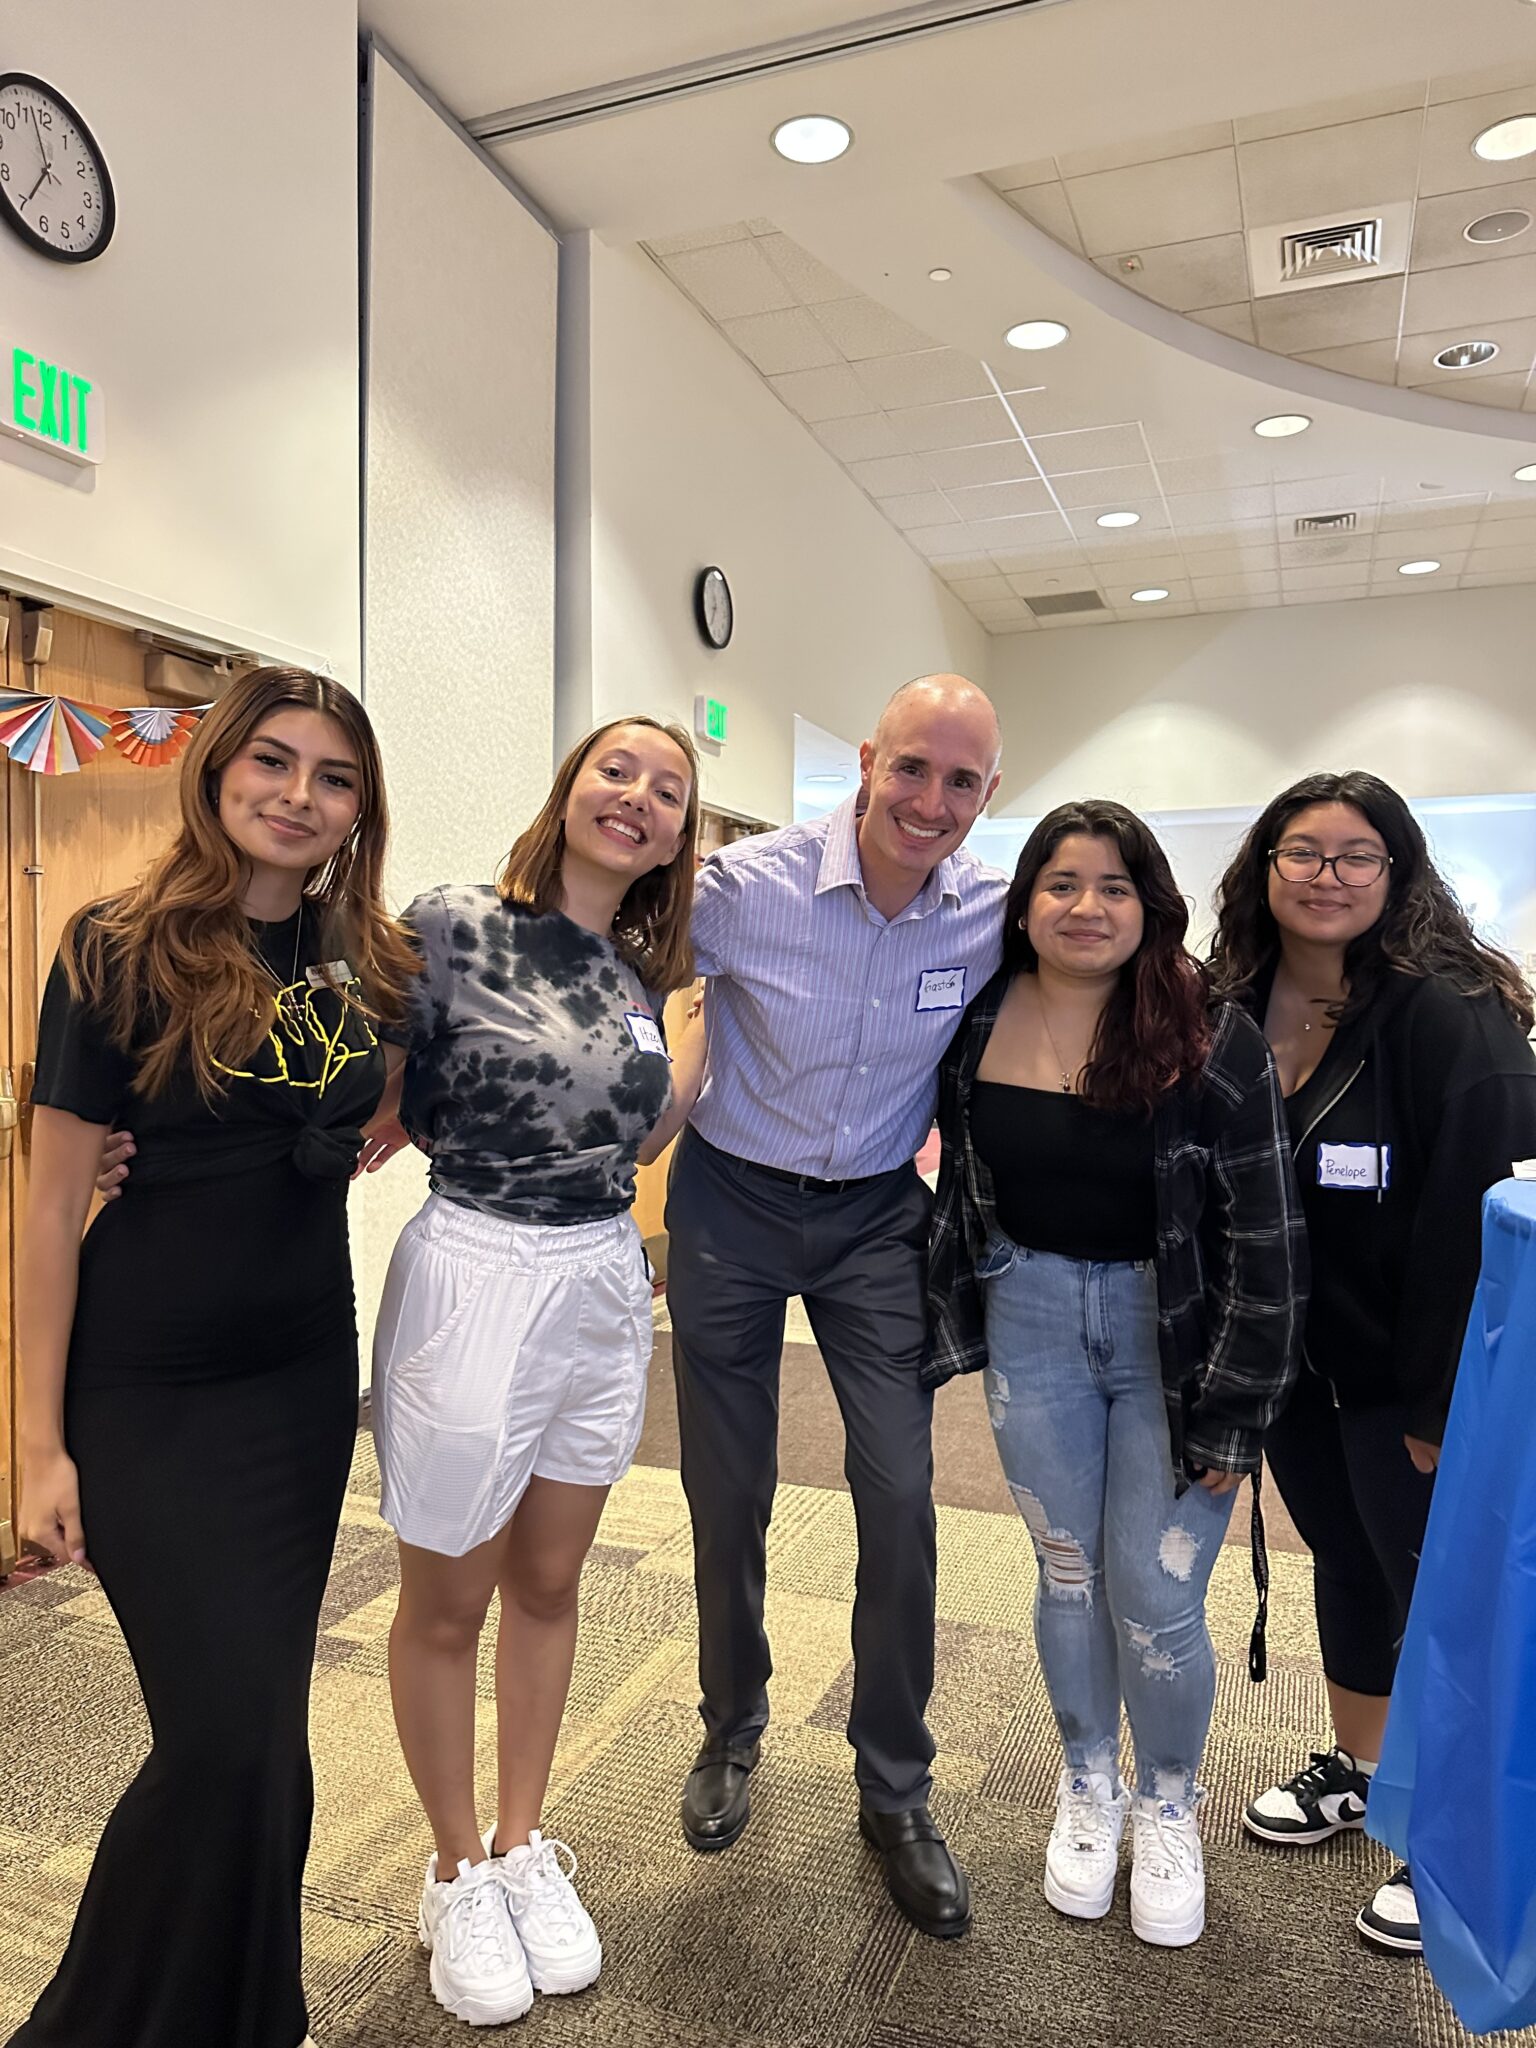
[1236,110,1423,225]
[1482,498,1536,522]
[1198,593,1283,610]
[969,598,1036,625]
[944,573,1016,602]
[1049,464,1162,510]
[1370,558,1467,584]
[1273,474,1381,516]
[1111,600,1199,621]
[987,617,1043,634]
[1252,276,1406,353]
[1410,182,1536,274]
[1377,494,1487,526]
[924,442,1041,489]
[1420,88,1536,198]
[1474,512,1536,545]
[768,362,878,422]
[854,349,994,410]
[1178,517,1281,553]
[746,218,777,236]
[811,413,903,461]
[1399,315,1536,380]
[1403,255,1536,335]
[645,222,751,257]
[1006,566,1104,596]
[988,539,1094,574]
[1167,484,1275,527]
[755,233,857,307]
[1282,560,1382,590]
[997,383,1131,436]
[1037,609,1116,629]
[1102,576,1194,606]
[1467,542,1536,572]
[1186,302,1258,343]
[1153,452,1273,493]
[1057,120,1236,180]
[1095,234,1249,313]
[966,510,1076,550]
[1092,552,1186,585]
[1372,524,1485,558]
[1410,372,1533,408]
[1190,569,1281,597]
[1233,85,1426,145]
[1458,567,1536,585]
[882,491,961,530]
[904,523,988,559]
[1282,586,1372,606]
[989,156,1057,191]
[945,477,1057,520]
[1030,423,1148,474]
[886,395,1017,452]
[1183,542,1279,575]
[811,297,937,361]
[664,239,797,320]
[1002,182,1084,253]
[1080,509,1173,553]
[847,454,938,498]
[1277,535,1374,568]
[934,553,1008,582]
[720,307,843,375]
[1430,64,1536,104]
[1296,338,1401,382]
[1066,150,1242,259]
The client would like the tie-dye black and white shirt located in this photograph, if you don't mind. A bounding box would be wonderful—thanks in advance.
[388,885,672,1225]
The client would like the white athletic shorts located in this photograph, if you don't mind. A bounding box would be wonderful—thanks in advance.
[372,1194,653,1558]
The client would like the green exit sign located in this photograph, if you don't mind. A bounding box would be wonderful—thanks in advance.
[4,343,103,465]
[694,694,728,746]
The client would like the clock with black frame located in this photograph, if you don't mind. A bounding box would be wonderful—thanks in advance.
[0,72,116,264]
[694,565,733,650]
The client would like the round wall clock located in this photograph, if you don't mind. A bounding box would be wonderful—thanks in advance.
[694,566,733,649]
[0,73,116,264]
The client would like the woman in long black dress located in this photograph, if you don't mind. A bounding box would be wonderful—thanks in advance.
[10,667,417,2048]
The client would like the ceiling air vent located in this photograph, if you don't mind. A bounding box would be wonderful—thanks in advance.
[1279,218,1381,284]
[1249,201,1412,298]
[1294,512,1358,536]
[1024,590,1105,617]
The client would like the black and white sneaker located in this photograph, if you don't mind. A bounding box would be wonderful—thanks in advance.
[1357,1867,1422,1954]
[1243,1747,1370,1845]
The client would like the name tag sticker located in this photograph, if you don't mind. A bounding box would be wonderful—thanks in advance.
[624,1010,670,1059]
[916,967,966,1013]
[306,958,353,988]
[1317,1141,1391,1191]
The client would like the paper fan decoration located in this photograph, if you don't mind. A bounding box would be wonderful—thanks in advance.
[109,702,214,768]
[0,688,113,774]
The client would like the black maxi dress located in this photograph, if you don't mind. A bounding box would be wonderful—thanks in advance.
[8,909,383,2048]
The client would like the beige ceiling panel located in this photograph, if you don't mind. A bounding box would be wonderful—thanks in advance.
[1186,303,1258,343]
[1283,560,1385,590]
[1000,383,1137,436]
[1154,452,1273,494]
[1006,566,1103,596]
[1466,542,1536,571]
[1094,234,1249,314]
[923,442,1042,489]
[1296,339,1401,382]
[1458,567,1535,585]
[1003,182,1085,254]
[1278,537,1374,570]
[1048,464,1162,510]
[1198,593,1283,610]
[1473,512,1536,547]
[879,491,960,530]
[886,395,1018,452]
[768,363,877,422]
[1410,373,1533,408]
[720,307,843,375]
[1038,610,1116,629]
[1233,84,1427,145]
[746,220,777,237]
[935,553,1008,583]
[1030,424,1149,474]
[903,522,988,559]
[1399,315,1536,380]
[989,539,1095,574]
[755,234,858,307]
[664,239,797,320]
[1410,183,1536,273]
[1377,491,1487,522]
[1420,89,1536,197]
[847,454,938,498]
[1056,121,1235,180]
[1184,542,1280,575]
[645,222,751,257]
[1403,255,1536,335]
[970,598,1036,625]
[966,510,1077,550]
[854,349,994,410]
[1178,517,1282,553]
[1282,587,1372,606]
[1066,150,1242,259]
[1480,498,1536,523]
[988,618,1043,634]
[1430,65,1536,104]
[811,297,937,361]
[1190,570,1282,597]
[1236,110,1423,225]
[989,157,1057,191]
[1167,483,1275,527]
[1273,474,1381,516]
[1111,600,1199,621]
[1096,558,1187,591]
[945,477,1057,520]
[1372,522,1484,554]
[1252,276,1407,353]
[811,413,903,462]
[944,573,1017,602]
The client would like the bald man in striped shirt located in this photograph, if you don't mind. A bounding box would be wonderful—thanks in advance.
[668,675,1007,1939]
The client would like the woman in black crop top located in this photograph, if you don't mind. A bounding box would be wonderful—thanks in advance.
[925,800,1302,1954]
[11,668,416,2048]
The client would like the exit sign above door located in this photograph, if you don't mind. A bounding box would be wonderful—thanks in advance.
[693,694,727,746]
[3,342,103,464]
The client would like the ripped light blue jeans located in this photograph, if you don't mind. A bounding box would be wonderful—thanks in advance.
[978,1238,1235,1802]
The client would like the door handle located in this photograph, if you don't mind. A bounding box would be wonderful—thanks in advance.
[0,1067,16,1161]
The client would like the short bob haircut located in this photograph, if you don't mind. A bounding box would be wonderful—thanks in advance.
[498,714,701,996]
[1209,769,1533,1032]
[1005,799,1211,1113]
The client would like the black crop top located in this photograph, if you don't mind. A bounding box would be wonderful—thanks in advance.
[969,1078,1157,1263]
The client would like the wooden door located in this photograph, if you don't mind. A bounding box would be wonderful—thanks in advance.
[1,601,197,1572]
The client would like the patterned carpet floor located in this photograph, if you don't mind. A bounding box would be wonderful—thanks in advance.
[1,1414,1526,2047]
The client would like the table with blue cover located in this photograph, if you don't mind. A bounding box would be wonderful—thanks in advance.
[1369,1177,1536,2035]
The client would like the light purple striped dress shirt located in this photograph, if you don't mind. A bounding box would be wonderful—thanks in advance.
[689,795,1009,1178]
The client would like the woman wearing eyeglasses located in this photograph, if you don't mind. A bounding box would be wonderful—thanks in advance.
[1208,770,1536,1957]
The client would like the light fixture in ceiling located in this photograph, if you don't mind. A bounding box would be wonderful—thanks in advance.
[771,114,851,163]
[1096,511,1140,529]
[1130,587,1169,603]
[1473,114,1536,162]
[803,771,848,784]
[1465,208,1532,244]
[1253,413,1311,438]
[1005,319,1070,350]
[1398,559,1441,575]
[1515,463,1536,481]
[1433,339,1499,369]
[928,266,953,282]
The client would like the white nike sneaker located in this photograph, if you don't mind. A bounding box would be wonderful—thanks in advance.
[1357,1866,1422,1954]
[418,1854,534,2025]
[487,1828,603,1995]
[1043,1768,1130,1921]
[1243,1746,1370,1846]
[1130,1794,1206,1948]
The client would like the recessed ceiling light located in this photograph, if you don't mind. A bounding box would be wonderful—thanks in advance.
[1398,559,1441,575]
[1005,319,1070,350]
[1434,338,1500,370]
[1253,413,1311,438]
[1473,114,1536,162]
[1515,463,1536,481]
[1130,587,1169,602]
[770,115,852,164]
[1096,510,1140,528]
[1465,208,1532,244]
[928,266,953,282]
[803,771,848,784]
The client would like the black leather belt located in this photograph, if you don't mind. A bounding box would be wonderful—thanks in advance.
[743,1157,893,1195]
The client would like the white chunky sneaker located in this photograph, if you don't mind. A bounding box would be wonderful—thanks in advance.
[1243,1746,1370,1846]
[1356,1866,1422,1954]
[488,1828,603,1995]
[1130,1795,1206,1948]
[1043,1768,1130,1921]
[418,1854,534,2026]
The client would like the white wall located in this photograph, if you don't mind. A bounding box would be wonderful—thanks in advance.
[560,235,989,824]
[0,0,361,675]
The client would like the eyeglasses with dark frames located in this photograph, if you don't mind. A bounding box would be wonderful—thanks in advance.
[1269,845,1392,887]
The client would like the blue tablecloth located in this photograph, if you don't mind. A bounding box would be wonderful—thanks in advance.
[1370,1178,1536,2035]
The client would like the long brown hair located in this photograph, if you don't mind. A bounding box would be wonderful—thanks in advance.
[498,715,700,995]
[1209,770,1534,1032]
[1005,800,1212,1113]
[64,666,420,1099]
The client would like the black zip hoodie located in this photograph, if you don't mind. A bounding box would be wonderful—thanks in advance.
[1244,961,1536,1442]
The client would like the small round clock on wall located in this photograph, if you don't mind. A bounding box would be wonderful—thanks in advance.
[0,73,116,264]
[694,566,733,649]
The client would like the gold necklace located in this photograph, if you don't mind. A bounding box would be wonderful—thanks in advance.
[254,911,304,1028]
[1035,980,1080,1095]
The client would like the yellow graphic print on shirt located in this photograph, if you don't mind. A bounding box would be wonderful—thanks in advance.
[212,975,379,1094]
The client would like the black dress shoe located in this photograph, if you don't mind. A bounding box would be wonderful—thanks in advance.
[859,1802,972,1938]
[681,1741,760,1851]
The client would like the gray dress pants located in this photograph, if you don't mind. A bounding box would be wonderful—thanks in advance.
[665,1126,938,1811]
